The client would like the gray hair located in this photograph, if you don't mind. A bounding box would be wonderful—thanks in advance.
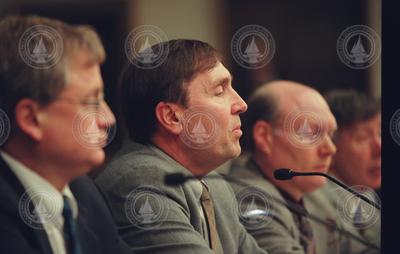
[0,15,105,121]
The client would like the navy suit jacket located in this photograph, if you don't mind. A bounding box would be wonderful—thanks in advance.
[0,157,132,254]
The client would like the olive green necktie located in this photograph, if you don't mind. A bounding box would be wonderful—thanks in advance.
[200,181,218,252]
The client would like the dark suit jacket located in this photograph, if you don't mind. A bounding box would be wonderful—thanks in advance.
[0,156,132,254]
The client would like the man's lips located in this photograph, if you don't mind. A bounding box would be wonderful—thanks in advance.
[313,164,330,172]
[232,125,241,131]
[232,125,242,136]
[85,131,108,147]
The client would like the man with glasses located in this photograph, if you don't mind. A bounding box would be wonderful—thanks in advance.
[0,15,131,254]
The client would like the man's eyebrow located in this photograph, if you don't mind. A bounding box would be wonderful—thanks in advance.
[211,74,233,89]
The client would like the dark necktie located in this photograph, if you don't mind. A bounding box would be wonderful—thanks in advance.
[352,200,369,236]
[200,181,218,252]
[62,195,82,254]
[298,214,316,254]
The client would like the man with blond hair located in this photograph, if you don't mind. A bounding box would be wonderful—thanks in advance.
[0,15,130,254]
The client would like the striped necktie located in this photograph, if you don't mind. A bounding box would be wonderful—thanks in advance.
[298,214,316,254]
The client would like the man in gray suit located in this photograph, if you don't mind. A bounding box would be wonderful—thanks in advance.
[95,39,268,254]
[307,90,381,253]
[226,80,341,254]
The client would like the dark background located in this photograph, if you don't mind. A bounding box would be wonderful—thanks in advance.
[0,0,380,155]
[1,0,392,251]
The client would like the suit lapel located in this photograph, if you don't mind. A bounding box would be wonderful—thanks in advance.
[0,157,53,254]
[71,179,102,254]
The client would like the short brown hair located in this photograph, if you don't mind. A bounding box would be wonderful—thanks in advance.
[119,39,221,144]
[324,89,381,131]
[0,15,105,122]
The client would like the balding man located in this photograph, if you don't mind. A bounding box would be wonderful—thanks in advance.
[226,80,340,254]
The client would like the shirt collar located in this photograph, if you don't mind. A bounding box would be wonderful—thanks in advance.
[247,157,306,208]
[0,151,78,219]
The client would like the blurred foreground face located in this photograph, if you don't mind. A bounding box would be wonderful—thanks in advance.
[39,50,115,173]
[268,91,337,193]
[332,114,381,189]
[184,61,248,165]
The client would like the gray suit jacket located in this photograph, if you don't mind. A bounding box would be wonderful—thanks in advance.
[305,181,381,254]
[226,156,342,254]
[95,141,268,254]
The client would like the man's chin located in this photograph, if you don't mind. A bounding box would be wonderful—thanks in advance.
[87,149,106,168]
[308,177,327,192]
[229,145,242,159]
[366,179,381,190]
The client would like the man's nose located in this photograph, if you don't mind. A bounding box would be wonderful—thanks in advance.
[231,89,248,115]
[319,135,337,157]
[96,101,116,129]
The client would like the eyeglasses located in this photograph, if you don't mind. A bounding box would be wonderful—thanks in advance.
[53,92,105,110]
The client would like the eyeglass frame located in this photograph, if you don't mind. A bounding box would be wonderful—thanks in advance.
[51,92,106,110]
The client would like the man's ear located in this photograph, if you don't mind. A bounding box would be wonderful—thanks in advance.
[155,101,183,135]
[14,98,44,141]
[252,120,274,155]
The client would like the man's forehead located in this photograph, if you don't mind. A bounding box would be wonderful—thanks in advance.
[279,90,330,112]
[276,98,336,129]
[194,62,232,87]
[63,63,103,97]
[208,62,232,80]
[347,114,381,131]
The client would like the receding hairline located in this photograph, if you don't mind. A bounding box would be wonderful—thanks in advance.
[250,80,324,118]
[252,80,318,99]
